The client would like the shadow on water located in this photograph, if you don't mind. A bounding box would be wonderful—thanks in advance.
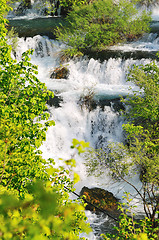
[8,17,66,39]
[84,49,158,61]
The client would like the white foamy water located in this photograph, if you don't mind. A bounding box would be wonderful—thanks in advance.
[108,5,159,53]
[14,35,155,239]
[109,32,159,52]
[151,5,159,21]
[14,35,151,98]
[8,0,61,19]
[8,0,159,21]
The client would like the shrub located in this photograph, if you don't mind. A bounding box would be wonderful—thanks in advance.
[56,0,151,56]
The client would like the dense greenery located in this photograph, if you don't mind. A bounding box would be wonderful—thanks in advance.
[0,1,91,239]
[56,0,151,56]
[60,0,87,8]
[0,0,56,197]
[102,193,158,240]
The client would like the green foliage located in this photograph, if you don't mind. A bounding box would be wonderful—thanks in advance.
[0,177,90,239]
[6,27,19,52]
[9,0,88,16]
[119,61,159,185]
[101,193,159,240]
[84,58,159,236]
[0,30,55,196]
[60,0,88,8]
[71,139,90,154]
[122,62,159,146]
[56,0,151,56]
[0,1,91,239]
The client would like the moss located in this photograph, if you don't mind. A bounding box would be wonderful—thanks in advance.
[50,66,69,79]
[80,187,119,212]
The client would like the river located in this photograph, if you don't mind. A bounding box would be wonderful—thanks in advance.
[7,2,159,239]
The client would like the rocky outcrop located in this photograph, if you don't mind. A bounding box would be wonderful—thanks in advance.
[50,66,69,79]
[80,186,119,213]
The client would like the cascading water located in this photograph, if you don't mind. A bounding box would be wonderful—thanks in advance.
[8,3,159,238]
[8,0,61,19]
[12,34,157,238]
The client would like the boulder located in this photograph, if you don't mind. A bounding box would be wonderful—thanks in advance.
[50,66,69,79]
[80,186,119,213]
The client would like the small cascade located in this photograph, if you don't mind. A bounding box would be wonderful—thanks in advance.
[13,35,65,59]
[14,35,152,91]
[8,0,61,19]
[148,3,159,21]
[109,32,159,52]
[8,0,159,20]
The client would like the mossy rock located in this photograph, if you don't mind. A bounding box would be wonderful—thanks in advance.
[50,66,69,79]
[80,186,119,213]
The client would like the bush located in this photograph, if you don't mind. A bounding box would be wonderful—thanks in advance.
[101,193,159,239]
[56,0,151,56]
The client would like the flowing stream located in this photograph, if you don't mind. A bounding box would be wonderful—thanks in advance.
[8,3,159,239]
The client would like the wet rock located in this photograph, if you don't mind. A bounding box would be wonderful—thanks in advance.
[80,186,119,213]
[50,66,69,79]
[96,98,125,112]
[47,95,63,108]
[78,96,125,112]
[84,49,158,62]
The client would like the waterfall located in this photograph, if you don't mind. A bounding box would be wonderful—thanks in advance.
[9,4,159,235]
[14,35,156,185]
[13,35,151,206]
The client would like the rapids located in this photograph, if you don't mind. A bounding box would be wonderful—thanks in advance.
[13,34,155,239]
[8,2,159,239]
